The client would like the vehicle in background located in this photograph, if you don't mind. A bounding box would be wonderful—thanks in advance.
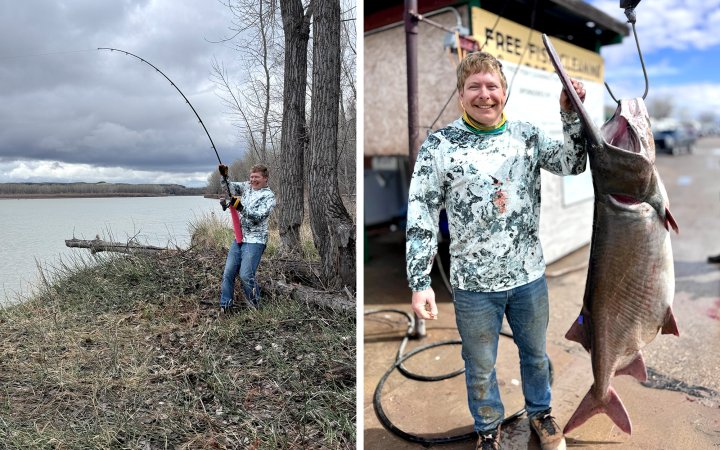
[653,127,697,155]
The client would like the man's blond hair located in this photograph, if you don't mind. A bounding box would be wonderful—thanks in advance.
[456,52,508,92]
[251,164,269,178]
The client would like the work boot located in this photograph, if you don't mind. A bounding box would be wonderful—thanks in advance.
[708,254,720,263]
[476,426,501,450]
[529,410,566,450]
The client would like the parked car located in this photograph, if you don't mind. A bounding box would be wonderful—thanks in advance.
[653,127,696,155]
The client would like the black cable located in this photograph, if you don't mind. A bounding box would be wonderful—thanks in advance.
[505,0,539,106]
[366,309,554,445]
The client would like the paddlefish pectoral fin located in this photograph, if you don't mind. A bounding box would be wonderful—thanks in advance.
[615,352,648,382]
[664,207,679,234]
[661,306,680,336]
[565,314,591,352]
[563,386,632,435]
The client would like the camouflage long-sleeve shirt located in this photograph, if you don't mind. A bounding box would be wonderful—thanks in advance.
[406,111,588,292]
[225,181,276,244]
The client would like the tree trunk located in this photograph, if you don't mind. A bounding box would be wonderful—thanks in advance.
[277,0,311,255]
[308,0,355,290]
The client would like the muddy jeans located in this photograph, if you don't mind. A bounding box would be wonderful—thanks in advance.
[453,275,551,433]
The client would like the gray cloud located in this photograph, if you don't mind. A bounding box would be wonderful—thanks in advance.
[0,1,244,186]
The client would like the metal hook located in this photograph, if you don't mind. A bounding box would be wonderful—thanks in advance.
[604,3,649,103]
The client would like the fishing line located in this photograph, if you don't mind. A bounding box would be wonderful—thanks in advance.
[366,309,554,445]
[98,47,243,243]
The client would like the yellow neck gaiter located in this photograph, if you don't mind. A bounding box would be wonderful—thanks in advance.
[462,111,507,135]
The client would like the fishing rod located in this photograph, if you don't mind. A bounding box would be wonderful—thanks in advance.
[98,47,243,243]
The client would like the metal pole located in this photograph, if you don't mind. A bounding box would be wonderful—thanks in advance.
[405,0,421,175]
[405,0,426,338]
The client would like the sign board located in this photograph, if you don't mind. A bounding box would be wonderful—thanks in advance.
[471,7,603,205]
[471,7,604,83]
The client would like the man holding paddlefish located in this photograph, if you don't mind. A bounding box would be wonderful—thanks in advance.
[218,164,276,312]
[406,52,588,450]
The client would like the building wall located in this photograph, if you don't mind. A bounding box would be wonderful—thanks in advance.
[539,172,593,263]
[364,8,466,156]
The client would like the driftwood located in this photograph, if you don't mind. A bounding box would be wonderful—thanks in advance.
[65,237,171,255]
[264,279,354,312]
[65,237,354,311]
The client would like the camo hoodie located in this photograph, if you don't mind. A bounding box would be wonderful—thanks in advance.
[225,181,276,244]
[406,111,588,292]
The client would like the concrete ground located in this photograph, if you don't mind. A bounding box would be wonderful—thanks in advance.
[363,137,720,449]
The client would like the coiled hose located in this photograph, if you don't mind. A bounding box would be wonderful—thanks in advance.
[366,308,554,446]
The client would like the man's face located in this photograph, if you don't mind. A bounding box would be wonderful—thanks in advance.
[458,71,507,127]
[249,171,268,190]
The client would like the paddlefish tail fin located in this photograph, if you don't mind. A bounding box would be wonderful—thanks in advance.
[563,386,632,435]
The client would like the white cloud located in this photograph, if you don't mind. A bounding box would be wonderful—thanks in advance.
[592,0,720,52]
[648,82,720,120]
[0,160,209,187]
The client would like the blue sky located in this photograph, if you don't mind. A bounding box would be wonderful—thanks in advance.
[589,0,720,121]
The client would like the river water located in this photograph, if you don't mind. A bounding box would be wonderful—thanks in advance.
[0,196,223,304]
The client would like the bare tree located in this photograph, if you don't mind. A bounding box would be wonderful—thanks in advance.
[308,0,355,289]
[206,170,223,195]
[213,0,283,163]
[337,94,356,198]
[699,111,716,125]
[647,98,673,120]
[337,3,356,200]
[277,0,312,254]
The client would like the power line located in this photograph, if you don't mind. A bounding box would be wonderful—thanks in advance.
[0,49,97,61]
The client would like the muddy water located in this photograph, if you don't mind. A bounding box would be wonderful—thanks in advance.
[0,196,220,304]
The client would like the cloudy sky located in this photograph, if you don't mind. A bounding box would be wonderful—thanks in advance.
[0,1,242,186]
[2,1,717,186]
[588,0,720,120]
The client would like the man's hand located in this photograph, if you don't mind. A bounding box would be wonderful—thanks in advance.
[411,288,438,320]
[228,195,242,211]
[560,78,586,112]
[218,164,229,177]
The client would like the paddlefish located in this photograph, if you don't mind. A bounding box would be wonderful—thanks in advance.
[542,34,679,435]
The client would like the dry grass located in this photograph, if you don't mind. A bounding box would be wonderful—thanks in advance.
[0,217,355,449]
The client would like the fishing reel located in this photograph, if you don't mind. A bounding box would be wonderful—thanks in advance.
[220,196,243,211]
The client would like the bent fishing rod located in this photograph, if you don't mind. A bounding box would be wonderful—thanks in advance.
[98,47,243,242]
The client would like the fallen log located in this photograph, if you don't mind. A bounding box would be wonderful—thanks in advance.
[264,279,354,312]
[65,237,170,255]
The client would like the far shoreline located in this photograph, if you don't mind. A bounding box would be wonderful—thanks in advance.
[0,193,210,199]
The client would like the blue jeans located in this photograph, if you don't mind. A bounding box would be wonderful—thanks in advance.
[220,242,266,308]
[453,275,551,433]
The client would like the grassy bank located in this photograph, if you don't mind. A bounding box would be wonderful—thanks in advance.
[0,218,355,449]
